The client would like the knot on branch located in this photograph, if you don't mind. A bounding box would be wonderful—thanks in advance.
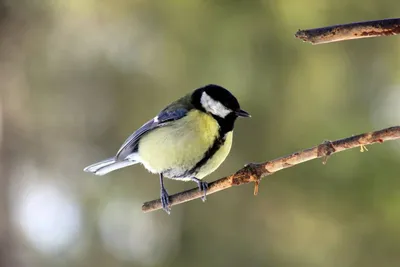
[231,163,266,196]
[231,163,263,186]
[317,140,336,164]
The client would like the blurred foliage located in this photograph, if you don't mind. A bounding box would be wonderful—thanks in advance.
[1,0,400,267]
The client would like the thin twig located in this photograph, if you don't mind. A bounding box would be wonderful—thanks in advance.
[295,18,400,45]
[142,126,400,213]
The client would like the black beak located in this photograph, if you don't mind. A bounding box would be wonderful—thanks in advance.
[235,109,251,118]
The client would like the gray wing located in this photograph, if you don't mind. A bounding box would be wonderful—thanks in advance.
[116,108,188,160]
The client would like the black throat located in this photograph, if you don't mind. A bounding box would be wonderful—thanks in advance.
[211,113,237,135]
[191,88,237,135]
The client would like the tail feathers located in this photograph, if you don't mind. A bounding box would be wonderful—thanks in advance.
[84,157,138,176]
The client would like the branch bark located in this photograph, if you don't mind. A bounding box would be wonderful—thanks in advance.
[142,126,400,213]
[295,18,400,44]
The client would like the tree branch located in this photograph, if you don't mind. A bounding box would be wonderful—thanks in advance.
[295,18,400,45]
[142,126,400,213]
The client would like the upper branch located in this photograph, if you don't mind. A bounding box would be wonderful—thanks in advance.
[295,18,400,44]
[142,126,400,213]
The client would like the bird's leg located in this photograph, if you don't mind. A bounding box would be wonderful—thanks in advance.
[190,177,208,202]
[159,174,171,214]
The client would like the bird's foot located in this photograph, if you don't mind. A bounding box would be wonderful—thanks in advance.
[191,177,208,202]
[160,187,171,214]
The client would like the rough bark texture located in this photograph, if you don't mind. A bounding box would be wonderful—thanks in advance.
[295,18,400,44]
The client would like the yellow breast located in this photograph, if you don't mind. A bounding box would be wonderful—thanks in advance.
[138,110,230,179]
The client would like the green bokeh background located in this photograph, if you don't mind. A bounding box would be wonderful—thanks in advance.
[1,1,400,267]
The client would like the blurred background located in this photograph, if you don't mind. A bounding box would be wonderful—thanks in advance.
[1,0,400,267]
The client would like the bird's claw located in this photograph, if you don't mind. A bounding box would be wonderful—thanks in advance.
[191,178,208,202]
[160,187,171,214]
[199,181,208,202]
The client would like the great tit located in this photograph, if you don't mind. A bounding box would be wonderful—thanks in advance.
[84,84,250,213]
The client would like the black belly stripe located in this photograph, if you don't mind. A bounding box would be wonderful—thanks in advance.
[165,134,225,179]
[169,112,236,179]
[183,131,225,177]
[182,112,237,177]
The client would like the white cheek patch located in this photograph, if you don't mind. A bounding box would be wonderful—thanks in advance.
[200,92,231,118]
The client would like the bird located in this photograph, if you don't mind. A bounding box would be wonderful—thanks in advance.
[84,84,250,213]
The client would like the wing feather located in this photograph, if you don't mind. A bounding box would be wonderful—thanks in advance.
[116,108,188,159]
